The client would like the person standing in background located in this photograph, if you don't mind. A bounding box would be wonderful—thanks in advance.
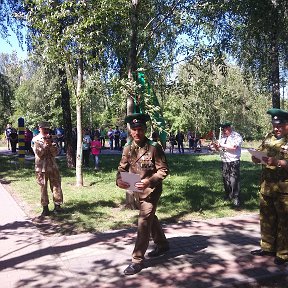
[120,128,127,150]
[55,126,65,154]
[9,128,18,153]
[5,124,12,150]
[24,127,33,154]
[168,133,176,154]
[212,122,243,208]
[99,127,106,148]
[114,126,121,150]
[32,121,63,216]
[91,135,101,170]
[107,127,114,150]
[187,130,194,152]
[32,125,40,137]
[82,129,92,167]
[176,130,185,154]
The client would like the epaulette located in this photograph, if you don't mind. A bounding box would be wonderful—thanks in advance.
[265,131,273,138]
[124,139,132,147]
[148,139,158,147]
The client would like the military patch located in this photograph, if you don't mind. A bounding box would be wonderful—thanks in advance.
[139,153,154,170]
[148,139,158,147]
[124,139,132,147]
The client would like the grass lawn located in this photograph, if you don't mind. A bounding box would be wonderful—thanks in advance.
[0,149,261,234]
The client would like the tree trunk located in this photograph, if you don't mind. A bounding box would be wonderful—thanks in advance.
[76,58,84,186]
[127,0,139,116]
[270,15,280,108]
[125,0,140,209]
[128,0,139,78]
[271,46,280,108]
[58,67,76,168]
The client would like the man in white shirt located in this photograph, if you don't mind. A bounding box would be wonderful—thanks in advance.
[213,122,243,208]
[5,124,12,150]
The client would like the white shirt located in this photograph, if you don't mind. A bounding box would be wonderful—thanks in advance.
[82,134,92,150]
[219,131,243,162]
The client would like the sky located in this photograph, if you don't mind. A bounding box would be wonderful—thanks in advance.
[1,28,27,60]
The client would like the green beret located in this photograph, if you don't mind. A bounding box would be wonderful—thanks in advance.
[267,108,288,124]
[125,113,150,128]
[219,122,232,128]
[38,121,50,128]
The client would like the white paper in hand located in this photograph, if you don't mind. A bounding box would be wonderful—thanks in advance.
[248,149,267,164]
[120,172,143,192]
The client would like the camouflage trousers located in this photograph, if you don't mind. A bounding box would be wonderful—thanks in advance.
[221,160,240,203]
[260,192,288,260]
[36,170,63,207]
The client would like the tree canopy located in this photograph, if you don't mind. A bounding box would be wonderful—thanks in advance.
[1,0,288,141]
[188,0,288,108]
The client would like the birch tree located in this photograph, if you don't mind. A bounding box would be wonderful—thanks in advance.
[25,0,125,185]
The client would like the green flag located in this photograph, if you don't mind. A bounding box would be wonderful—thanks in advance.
[137,72,167,146]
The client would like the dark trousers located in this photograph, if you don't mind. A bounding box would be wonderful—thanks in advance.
[82,149,90,167]
[114,138,120,150]
[178,142,184,153]
[25,141,32,153]
[100,136,105,147]
[10,141,17,153]
[221,160,240,203]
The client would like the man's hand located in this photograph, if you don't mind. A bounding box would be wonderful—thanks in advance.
[210,141,220,151]
[135,179,150,191]
[262,156,278,166]
[251,155,261,164]
[44,139,53,147]
[117,178,130,189]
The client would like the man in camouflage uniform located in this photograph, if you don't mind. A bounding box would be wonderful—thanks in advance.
[32,121,63,216]
[251,108,288,265]
[116,113,169,275]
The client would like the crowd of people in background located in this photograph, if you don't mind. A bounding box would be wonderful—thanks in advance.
[168,130,204,154]
[3,124,131,170]
[3,122,213,161]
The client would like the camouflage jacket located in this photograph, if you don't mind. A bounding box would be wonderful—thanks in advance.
[32,133,59,173]
[258,132,288,195]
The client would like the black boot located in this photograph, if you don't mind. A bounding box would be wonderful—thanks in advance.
[123,263,144,275]
[148,244,170,257]
[274,257,288,265]
[251,249,275,256]
[41,205,50,216]
[53,204,63,214]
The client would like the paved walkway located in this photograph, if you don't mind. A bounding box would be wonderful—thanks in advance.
[1,182,288,288]
[1,148,288,287]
